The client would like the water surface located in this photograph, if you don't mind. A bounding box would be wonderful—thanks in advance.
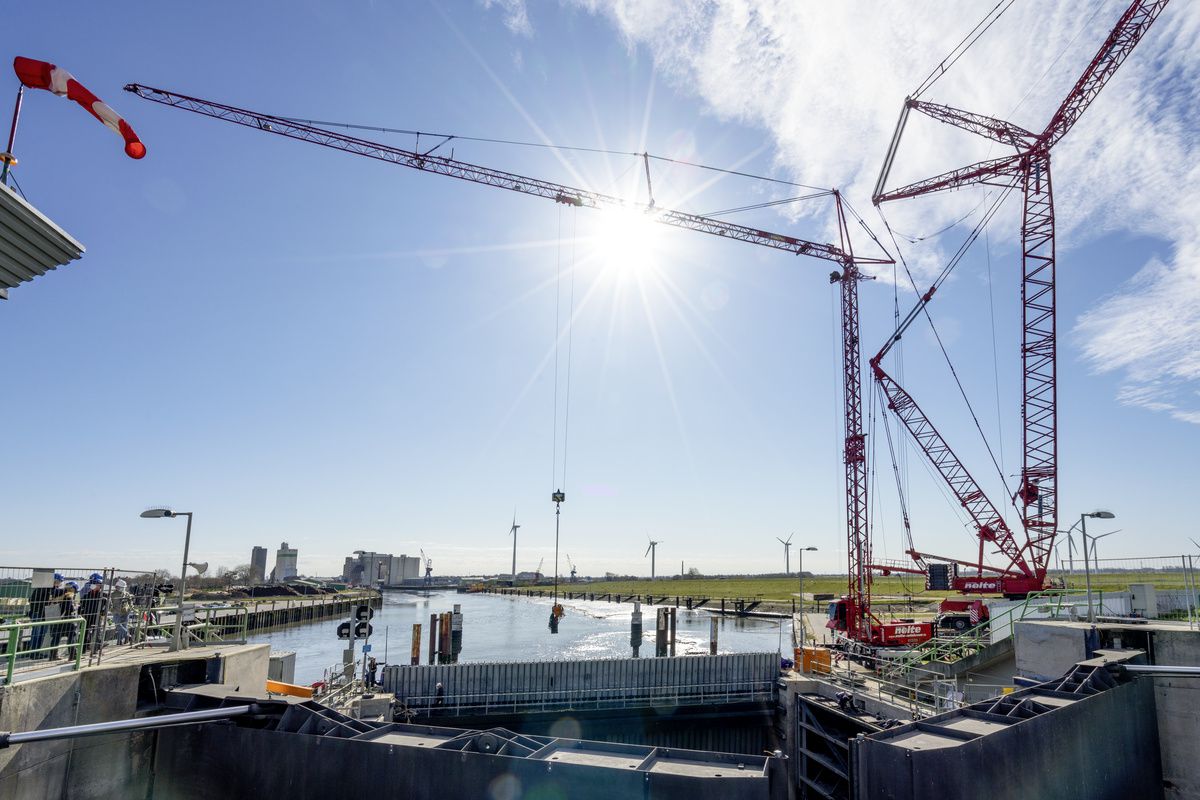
[250,591,791,684]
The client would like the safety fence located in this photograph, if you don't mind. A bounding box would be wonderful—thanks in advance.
[0,618,87,685]
[0,564,380,685]
[1048,554,1198,624]
[1047,553,1197,601]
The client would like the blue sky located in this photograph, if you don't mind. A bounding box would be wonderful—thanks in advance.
[2,1,1197,579]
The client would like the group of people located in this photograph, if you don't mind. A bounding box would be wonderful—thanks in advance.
[25,572,138,659]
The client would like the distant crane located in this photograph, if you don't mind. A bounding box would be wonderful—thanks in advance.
[508,511,520,584]
[645,538,662,580]
[125,81,893,649]
[566,554,577,582]
[777,533,794,575]
[419,548,432,586]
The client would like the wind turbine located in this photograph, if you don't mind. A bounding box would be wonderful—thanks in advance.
[508,511,520,585]
[645,537,662,580]
[777,533,794,575]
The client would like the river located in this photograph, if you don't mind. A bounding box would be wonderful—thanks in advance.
[249,590,792,684]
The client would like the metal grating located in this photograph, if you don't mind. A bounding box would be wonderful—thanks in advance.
[0,182,85,298]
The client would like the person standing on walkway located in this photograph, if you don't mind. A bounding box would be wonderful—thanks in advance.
[27,573,63,659]
[111,579,133,645]
[79,574,108,655]
[49,581,79,659]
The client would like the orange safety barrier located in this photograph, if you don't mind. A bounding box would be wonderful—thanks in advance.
[800,645,832,675]
[266,679,315,698]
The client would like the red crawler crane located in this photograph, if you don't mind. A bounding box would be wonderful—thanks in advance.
[124,84,893,642]
[871,0,1171,597]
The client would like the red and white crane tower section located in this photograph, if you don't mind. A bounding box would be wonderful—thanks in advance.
[872,0,1171,596]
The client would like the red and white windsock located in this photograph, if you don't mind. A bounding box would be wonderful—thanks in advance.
[13,56,145,159]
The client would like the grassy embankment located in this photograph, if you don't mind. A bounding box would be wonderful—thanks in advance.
[554,571,1189,604]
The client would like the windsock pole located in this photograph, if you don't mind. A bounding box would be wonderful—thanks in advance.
[0,86,24,185]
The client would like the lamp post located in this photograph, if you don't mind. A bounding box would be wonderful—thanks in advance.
[797,547,818,643]
[1078,510,1115,623]
[140,508,194,651]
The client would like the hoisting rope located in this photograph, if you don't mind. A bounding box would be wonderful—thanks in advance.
[875,186,1017,515]
[877,387,918,560]
[911,0,1017,100]
[984,227,1006,478]
[548,207,578,630]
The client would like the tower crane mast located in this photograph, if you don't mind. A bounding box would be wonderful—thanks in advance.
[872,0,1170,595]
[126,82,894,645]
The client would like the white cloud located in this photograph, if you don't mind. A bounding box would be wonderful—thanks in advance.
[482,0,533,36]
[522,0,1200,423]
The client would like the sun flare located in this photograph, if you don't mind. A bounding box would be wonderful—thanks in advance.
[594,207,662,280]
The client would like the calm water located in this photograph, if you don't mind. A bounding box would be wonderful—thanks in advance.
[250,591,791,684]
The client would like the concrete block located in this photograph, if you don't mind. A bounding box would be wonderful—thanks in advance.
[217,643,271,691]
[1129,584,1158,619]
[269,651,296,684]
[1014,620,1088,681]
[349,695,393,720]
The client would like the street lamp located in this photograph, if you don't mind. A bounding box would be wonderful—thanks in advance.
[797,547,818,644]
[1078,510,1116,623]
[140,508,194,651]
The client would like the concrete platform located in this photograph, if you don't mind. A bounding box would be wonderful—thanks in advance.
[0,644,270,800]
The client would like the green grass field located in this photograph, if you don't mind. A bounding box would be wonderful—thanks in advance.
[564,575,934,603]
[559,570,1191,603]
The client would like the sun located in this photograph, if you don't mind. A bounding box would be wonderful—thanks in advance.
[594,207,662,280]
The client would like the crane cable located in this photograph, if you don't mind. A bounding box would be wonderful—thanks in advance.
[275,114,828,191]
[875,187,1016,519]
[549,206,578,628]
[912,0,1017,100]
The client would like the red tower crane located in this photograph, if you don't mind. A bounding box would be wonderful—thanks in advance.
[871,0,1171,596]
[124,84,894,642]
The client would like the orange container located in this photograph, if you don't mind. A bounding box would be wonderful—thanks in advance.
[801,645,832,674]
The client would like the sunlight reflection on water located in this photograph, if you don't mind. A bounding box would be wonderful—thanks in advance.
[249,590,790,684]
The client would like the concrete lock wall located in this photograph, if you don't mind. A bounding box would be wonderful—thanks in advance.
[1150,629,1200,800]
[851,678,1162,800]
[0,664,149,800]
[0,645,270,800]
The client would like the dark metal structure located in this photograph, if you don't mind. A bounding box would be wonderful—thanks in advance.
[152,693,787,799]
[851,662,1162,800]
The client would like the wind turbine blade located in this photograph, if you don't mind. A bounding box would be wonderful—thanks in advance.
[644,544,653,557]
[785,533,794,544]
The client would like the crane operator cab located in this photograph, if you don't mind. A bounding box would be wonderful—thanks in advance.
[826,597,853,633]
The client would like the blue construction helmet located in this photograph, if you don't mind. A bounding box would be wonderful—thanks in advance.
[89,572,104,584]
[53,572,64,581]
[65,580,79,590]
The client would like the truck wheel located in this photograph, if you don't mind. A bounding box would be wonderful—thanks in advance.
[951,618,967,631]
